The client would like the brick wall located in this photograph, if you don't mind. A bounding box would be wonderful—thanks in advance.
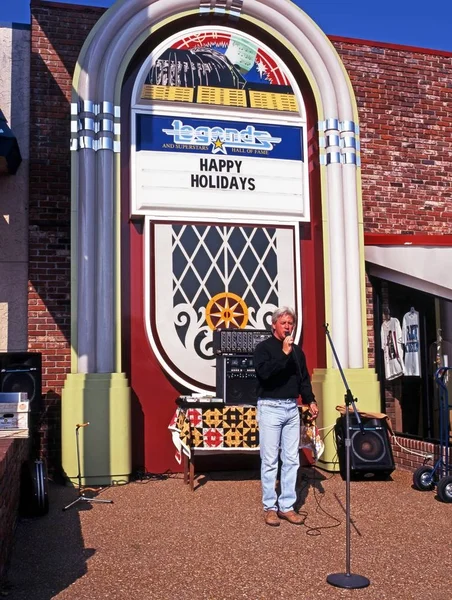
[332,40,452,449]
[29,3,452,473]
[331,37,452,235]
[0,439,30,581]
[391,436,442,473]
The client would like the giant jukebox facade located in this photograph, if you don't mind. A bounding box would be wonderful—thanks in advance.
[62,0,381,484]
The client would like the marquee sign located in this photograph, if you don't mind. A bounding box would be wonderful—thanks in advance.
[131,26,309,224]
[132,113,307,222]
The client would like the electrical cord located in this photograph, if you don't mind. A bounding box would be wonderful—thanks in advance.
[298,467,342,537]
[391,434,433,461]
[295,424,343,536]
[131,468,181,482]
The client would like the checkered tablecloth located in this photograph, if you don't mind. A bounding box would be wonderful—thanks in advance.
[168,403,323,463]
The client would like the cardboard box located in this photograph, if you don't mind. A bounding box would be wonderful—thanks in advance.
[0,397,29,430]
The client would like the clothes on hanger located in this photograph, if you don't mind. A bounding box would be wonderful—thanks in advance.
[402,308,421,377]
[381,315,405,380]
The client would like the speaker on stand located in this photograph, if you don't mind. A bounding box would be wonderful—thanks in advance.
[0,352,48,516]
[334,414,395,480]
[216,355,259,405]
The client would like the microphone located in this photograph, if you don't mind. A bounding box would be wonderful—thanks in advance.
[76,422,90,428]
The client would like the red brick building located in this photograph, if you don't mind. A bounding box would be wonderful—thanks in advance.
[24,0,452,481]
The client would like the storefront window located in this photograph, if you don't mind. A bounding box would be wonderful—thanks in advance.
[372,278,452,441]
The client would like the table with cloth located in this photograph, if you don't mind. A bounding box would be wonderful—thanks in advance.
[168,399,323,490]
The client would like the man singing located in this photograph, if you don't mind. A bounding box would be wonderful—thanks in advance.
[253,306,318,526]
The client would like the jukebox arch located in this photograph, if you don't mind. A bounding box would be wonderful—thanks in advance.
[131,24,312,392]
[63,0,381,481]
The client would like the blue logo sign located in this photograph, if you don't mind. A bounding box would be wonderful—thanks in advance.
[162,120,282,155]
[136,114,303,161]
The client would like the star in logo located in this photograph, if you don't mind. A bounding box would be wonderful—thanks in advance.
[256,59,267,79]
[212,136,227,154]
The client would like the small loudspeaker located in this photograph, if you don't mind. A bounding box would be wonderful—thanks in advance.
[216,355,258,405]
[224,378,258,405]
[335,414,395,480]
[0,352,42,407]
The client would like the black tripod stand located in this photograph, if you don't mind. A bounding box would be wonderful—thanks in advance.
[324,324,370,590]
[63,423,113,511]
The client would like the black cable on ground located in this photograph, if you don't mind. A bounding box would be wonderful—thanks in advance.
[297,426,343,537]
[300,467,342,536]
[131,469,181,482]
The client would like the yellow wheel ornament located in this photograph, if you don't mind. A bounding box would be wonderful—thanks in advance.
[205,293,249,330]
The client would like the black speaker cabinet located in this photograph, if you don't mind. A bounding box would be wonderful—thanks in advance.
[335,414,395,480]
[216,355,258,405]
[0,352,42,408]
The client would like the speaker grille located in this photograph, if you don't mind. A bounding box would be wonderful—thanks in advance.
[1,370,37,403]
[224,378,258,405]
[351,429,386,463]
[0,352,42,406]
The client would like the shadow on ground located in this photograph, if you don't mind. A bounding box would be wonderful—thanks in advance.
[4,483,95,599]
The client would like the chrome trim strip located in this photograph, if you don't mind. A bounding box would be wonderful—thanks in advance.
[326,152,341,165]
[71,102,120,152]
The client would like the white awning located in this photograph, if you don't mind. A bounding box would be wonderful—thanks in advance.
[365,246,452,301]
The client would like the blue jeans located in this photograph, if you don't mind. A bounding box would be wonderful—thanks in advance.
[257,399,300,512]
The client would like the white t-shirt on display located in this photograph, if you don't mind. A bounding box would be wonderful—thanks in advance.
[402,310,421,377]
[381,317,405,381]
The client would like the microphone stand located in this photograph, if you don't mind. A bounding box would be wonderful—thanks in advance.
[324,324,370,589]
[63,423,114,511]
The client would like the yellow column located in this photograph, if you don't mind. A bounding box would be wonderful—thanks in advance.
[311,367,381,471]
[61,373,131,486]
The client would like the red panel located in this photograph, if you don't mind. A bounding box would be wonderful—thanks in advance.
[129,222,182,474]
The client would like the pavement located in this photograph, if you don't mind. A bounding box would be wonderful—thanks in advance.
[3,466,451,600]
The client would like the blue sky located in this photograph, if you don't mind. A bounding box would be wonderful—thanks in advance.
[1,0,452,52]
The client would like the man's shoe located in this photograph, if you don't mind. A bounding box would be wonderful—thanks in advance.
[264,510,280,527]
[277,510,305,525]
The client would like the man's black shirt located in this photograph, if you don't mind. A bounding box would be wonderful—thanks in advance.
[253,335,315,404]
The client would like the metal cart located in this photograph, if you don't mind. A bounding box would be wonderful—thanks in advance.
[413,367,452,502]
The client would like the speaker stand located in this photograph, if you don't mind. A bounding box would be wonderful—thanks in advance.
[324,325,370,590]
[63,423,113,512]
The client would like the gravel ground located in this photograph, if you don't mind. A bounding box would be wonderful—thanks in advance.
[4,467,451,600]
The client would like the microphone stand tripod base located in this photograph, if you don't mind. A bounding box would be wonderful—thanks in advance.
[63,424,114,511]
[327,573,370,589]
[63,494,114,512]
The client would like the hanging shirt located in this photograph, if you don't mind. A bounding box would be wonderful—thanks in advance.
[402,310,421,377]
[381,317,405,380]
